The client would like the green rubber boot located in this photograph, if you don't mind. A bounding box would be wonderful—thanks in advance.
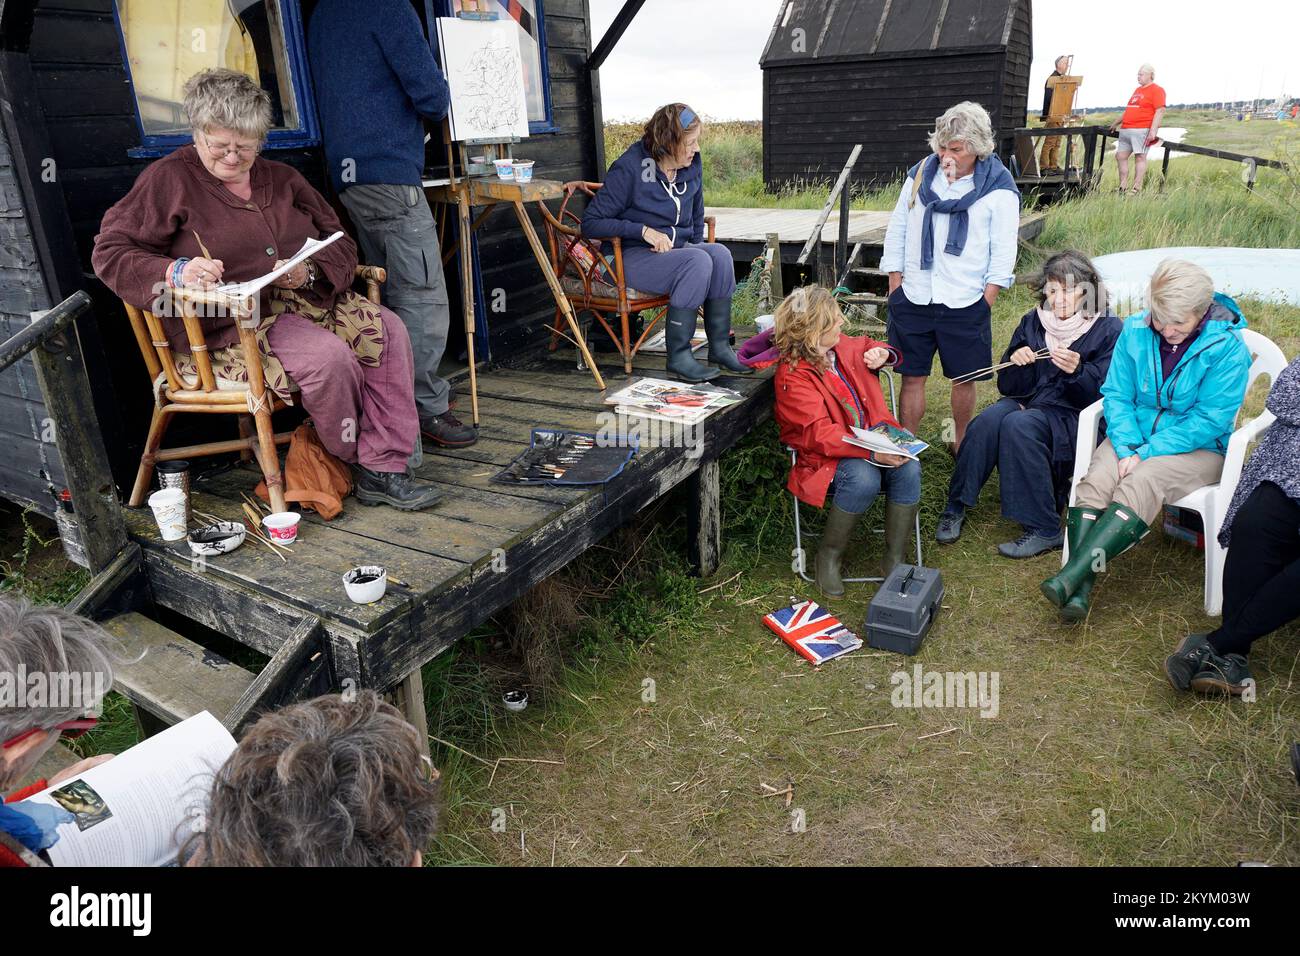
[702,298,751,374]
[881,501,918,579]
[1060,506,1101,622]
[815,504,862,598]
[1040,502,1149,609]
[664,306,718,383]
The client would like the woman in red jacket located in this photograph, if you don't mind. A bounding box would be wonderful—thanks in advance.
[774,286,922,596]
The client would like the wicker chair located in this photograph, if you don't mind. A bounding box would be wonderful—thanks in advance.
[120,266,386,514]
[539,180,716,375]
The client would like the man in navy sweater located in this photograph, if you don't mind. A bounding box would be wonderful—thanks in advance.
[308,0,476,447]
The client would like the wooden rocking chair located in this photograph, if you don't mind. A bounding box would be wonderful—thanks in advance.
[121,266,387,515]
[539,180,717,375]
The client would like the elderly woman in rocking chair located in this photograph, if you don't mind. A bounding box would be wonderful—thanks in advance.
[92,68,437,511]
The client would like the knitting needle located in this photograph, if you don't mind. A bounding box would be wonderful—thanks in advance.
[952,347,1052,386]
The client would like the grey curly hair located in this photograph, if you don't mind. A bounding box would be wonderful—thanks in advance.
[0,598,118,791]
[927,101,996,160]
[182,68,273,142]
[184,691,441,867]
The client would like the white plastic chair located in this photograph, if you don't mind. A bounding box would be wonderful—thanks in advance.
[1063,328,1288,615]
[790,369,923,585]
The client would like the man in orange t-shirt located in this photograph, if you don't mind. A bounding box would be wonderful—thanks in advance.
[1108,64,1166,194]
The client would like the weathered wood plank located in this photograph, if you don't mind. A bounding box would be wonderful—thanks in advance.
[686,458,722,577]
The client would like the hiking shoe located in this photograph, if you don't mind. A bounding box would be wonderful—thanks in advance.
[1190,652,1253,697]
[352,466,443,511]
[935,509,964,545]
[1163,633,1213,692]
[422,411,477,448]
[998,528,1064,559]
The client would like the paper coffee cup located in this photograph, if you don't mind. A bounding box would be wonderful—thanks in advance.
[147,488,188,541]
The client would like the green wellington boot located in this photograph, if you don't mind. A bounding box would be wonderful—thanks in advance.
[1040,502,1149,609]
[815,504,862,598]
[881,501,919,579]
[664,305,718,383]
[1060,506,1101,622]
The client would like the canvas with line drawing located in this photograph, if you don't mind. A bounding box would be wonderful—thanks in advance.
[436,17,530,141]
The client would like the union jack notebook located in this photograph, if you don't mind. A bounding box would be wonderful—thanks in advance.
[763,599,862,665]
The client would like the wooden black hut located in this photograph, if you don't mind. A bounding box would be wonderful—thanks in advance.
[0,0,607,518]
[0,0,774,752]
[760,0,1032,190]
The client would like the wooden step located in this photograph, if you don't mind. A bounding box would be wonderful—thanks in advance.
[840,293,889,306]
[101,612,256,728]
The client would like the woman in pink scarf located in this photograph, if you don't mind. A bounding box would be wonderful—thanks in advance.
[935,250,1122,560]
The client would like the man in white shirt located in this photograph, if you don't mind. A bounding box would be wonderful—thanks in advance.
[880,101,1021,452]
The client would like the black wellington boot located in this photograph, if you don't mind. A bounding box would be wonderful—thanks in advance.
[664,305,718,383]
[703,298,751,374]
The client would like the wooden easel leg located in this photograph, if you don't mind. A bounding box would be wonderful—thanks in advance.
[511,200,605,390]
[457,191,480,425]
[686,459,722,577]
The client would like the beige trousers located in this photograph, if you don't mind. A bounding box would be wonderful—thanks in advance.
[1074,439,1224,525]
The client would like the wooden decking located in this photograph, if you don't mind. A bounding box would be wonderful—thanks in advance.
[707,206,1047,263]
[122,348,773,693]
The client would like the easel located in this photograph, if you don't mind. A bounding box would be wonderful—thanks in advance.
[1042,57,1083,172]
[431,0,605,426]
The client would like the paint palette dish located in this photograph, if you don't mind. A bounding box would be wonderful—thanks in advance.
[187,521,246,557]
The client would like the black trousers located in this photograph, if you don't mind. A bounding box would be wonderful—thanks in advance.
[1208,481,1300,657]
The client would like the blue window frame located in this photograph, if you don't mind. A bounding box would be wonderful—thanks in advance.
[111,0,320,158]
[429,0,558,135]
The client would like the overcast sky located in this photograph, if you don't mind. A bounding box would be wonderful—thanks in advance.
[590,0,1300,121]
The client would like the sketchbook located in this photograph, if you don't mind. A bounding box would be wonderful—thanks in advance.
[213,231,345,299]
[437,17,531,141]
[605,378,742,426]
[763,598,862,665]
[21,711,236,867]
[842,423,929,462]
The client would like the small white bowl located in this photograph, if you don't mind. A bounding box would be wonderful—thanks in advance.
[503,690,529,712]
[187,521,246,556]
[343,565,387,604]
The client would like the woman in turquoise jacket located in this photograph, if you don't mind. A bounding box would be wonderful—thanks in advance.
[1040,259,1252,619]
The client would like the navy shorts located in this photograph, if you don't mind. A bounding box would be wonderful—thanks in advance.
[887,288,993,380]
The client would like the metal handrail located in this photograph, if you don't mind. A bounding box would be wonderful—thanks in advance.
[0,290,92,373]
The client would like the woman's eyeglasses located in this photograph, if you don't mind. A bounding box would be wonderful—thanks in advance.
[2,716,98,750]
[199,133,260,159]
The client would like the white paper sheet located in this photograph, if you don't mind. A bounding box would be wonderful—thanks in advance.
[213,231,345,299]
[437,17,530,141]
[22,711,236,867]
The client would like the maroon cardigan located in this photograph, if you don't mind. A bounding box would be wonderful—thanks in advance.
[92,145,359,353]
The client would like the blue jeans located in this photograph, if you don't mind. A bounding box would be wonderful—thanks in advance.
[946,398,1060,535]
[828,457,922,514]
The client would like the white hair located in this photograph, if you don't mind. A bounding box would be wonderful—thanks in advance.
[928,101,996,160]
[183,68,273,142]
[1139,63,1155,78]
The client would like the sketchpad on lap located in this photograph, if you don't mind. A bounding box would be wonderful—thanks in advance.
[1094,247,1300,314]
[492,429,637,486]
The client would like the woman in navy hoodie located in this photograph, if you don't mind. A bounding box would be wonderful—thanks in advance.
[582,103,747,382]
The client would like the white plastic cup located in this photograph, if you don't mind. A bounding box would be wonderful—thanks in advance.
[147,488,188,541]
[262,512,301,544]
[756,314,776,333]
[511,160,535,183]
[494,158,515,180]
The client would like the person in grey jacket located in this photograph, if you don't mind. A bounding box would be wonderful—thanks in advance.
[581,103,746,383]
[1165,354,1300,696]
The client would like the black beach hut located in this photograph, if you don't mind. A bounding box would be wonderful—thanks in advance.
[760,0,1033,190]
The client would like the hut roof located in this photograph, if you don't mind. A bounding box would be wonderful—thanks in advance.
[760,0,1022,67]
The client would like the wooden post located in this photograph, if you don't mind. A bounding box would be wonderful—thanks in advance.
[387,667,431,759]
[766,232,784,304]
[29,307,129,575]
[1161,144,1172,191]
[835,184,850,282]
[686,458,721,577]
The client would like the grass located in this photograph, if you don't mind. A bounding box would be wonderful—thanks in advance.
[4,110,1298,866]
